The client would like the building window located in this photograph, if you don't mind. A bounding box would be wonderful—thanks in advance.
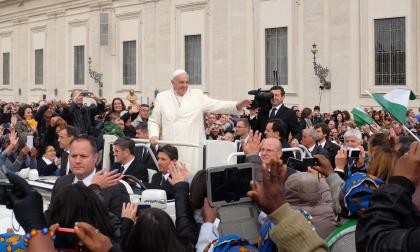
[74,46,85,85]
[100,13,109,46]
[3,52,10,85]
[35,49,43,85]
[375,17,405,85]
[123,40,136,85]
[185,35,201,85]
[265,27,288,85]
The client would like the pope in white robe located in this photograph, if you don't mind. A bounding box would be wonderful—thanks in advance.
[148,69,251,173]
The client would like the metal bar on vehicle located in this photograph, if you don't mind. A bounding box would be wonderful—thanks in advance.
[131,138,200,148]
[135,143,159,169]
[226,152,245,164]
[298,145,312,158]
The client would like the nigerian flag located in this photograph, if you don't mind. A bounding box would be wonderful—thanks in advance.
[369,88,416,124]
[351,108,374,126]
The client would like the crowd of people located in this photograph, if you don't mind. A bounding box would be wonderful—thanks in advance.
[0,70,420,251]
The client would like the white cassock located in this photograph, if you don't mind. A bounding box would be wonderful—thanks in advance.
[148,88,239,173]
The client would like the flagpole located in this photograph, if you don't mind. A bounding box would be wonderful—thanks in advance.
[402,124,420,142]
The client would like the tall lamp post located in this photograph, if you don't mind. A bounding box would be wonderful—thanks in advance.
[88,57,104,97]
[311,43,331,90]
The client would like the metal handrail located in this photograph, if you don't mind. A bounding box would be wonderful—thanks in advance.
[226,152,245,164]
[226,146,307,164]
[131,138,200,148]
[298,145,312,157]
[135,143,159,169]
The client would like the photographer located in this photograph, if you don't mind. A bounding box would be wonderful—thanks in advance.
[249,86,300,141]
[64,90,105,135]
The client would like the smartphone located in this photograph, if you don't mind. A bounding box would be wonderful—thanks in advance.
[26,135,34,150]
[80,91,93,97]
[136,203,151,216]
[348,149,360,159]
[303,157,319,168]
[54,228,81,251]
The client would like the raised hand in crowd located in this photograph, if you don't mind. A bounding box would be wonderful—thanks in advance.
[393,141,420,183]
[29,147,37,160]
[202,198,218,224]
[19,146,31,159]
[168,162,190,185]
[121,202,138,222]
[335,149,348,170]
[247,159,287,214]
[236,99,252,110]
[91,170,122,190]
[74,222,113,252]
[312,154,334,177]
[355,145,367,169]
[242,130,261,155]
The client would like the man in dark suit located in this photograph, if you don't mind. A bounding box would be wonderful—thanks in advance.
[302,128,329,159]
[134,122,159,172]
[48,135,129,218]
[249,85,300,141]
[58,125,79,176]
[314,123,340,167]
[111,136,148,182]
[146,144,178,200]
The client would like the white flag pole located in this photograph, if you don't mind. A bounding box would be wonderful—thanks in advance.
[364,90,419,142]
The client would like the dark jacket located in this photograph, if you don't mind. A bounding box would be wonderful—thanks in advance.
[134,145,158,172]
[311,145,330,160]
[173,182,198,250]
[111,156,148,182]
[356,176,420,252]
[250,105,301,141]
[59,151,69,177]
[66,101,105,135]
[37,158,58,176]
[48,173,130,218]
[146,172,174,200]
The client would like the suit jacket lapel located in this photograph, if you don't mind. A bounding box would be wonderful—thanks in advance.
[275,105,287,118]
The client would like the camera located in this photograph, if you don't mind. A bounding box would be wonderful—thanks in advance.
[303,157,320,168]
[247,89,273,111]
[0,182,21,209]
[54,227,87,251]
[348,148,360,159]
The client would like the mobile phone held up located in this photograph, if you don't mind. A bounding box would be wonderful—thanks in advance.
[54,227,87,252]
[80,91,94,97]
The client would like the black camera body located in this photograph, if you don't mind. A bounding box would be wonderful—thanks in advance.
[248,89,273,111]
[0,182,20,209]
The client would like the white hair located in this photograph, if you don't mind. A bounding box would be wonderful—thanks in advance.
[171,69,187,80]
[303,128,317,141]
[343,129,362,141]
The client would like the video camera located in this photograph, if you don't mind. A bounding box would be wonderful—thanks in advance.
[247,89,273,111]
[0,181,22,209]
[247,70,281,111]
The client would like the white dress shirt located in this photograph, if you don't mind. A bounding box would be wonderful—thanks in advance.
[73,169,96,186]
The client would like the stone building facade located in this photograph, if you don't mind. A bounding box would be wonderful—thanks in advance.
[0,0,418,111]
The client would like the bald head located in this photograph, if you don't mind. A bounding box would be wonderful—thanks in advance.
[260,138,283,164]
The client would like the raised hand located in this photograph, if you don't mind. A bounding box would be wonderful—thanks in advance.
[242,130,261,155]
[247,159,287,214]
[74,222,113,252]
[394,142,420,183]
[91,170,122,189]
[121,202,138,222]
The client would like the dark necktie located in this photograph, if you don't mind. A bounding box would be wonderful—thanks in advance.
[269,108,277,119]
[118,165,124,174]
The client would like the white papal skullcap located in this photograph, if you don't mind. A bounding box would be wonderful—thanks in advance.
[172,69,187,80]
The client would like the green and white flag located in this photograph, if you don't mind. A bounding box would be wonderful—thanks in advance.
[369,88,416,124]
[351,108,374,127]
